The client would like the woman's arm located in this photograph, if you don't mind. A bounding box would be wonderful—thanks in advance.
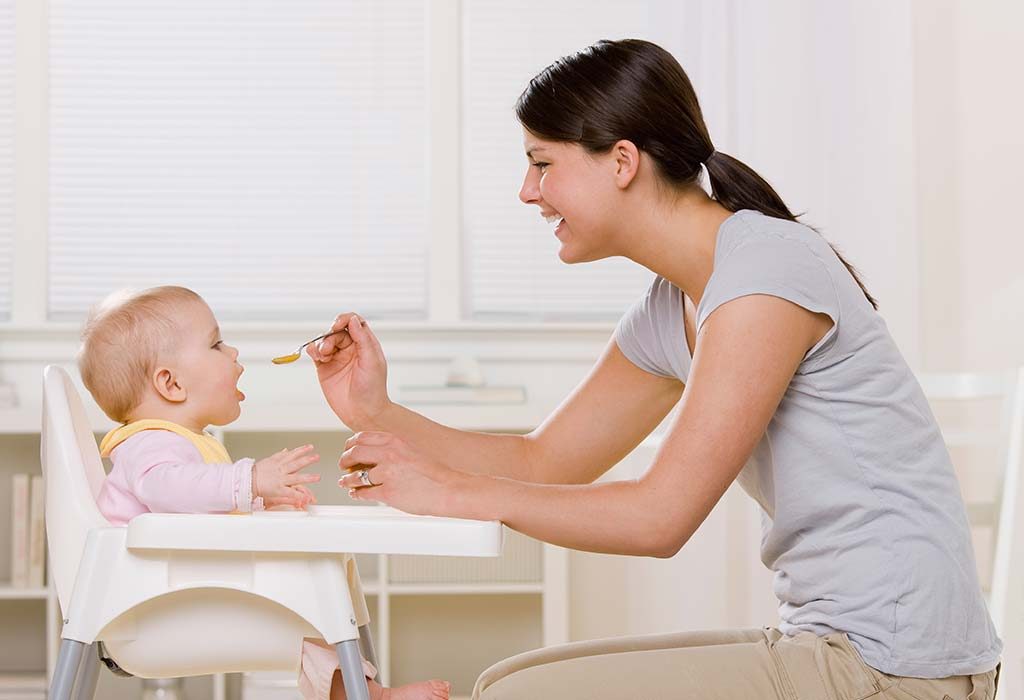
[367,340,681,484]
[312,313,682,484]
[340,295,832,557]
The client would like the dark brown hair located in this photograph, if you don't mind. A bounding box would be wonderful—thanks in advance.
[516,38,877,309]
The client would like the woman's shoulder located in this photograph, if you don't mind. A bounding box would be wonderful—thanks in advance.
[716,210,831,264]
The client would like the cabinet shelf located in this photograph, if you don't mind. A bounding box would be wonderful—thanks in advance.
[0,584,49,600]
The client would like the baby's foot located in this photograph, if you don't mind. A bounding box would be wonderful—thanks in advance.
[332,674,450,700]
[377,679,451,700]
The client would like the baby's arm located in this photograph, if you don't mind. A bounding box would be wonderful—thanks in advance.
[116,431,261,514]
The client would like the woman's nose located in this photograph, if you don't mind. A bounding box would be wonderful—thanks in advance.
[519,169,540,205]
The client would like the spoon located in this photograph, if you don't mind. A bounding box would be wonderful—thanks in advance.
[272,328,349,365]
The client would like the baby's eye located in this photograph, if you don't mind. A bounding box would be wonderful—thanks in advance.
[212,340,224,350]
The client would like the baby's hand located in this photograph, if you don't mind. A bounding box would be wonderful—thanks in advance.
[253,445,321,508]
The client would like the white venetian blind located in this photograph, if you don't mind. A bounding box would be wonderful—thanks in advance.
[0,0,13,320]
[462,0,689,320]
[48,1,428,321]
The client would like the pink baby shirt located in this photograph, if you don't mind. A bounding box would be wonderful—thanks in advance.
[96,429,261,525]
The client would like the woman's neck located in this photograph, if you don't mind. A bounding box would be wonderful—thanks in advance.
[620,188,734,307]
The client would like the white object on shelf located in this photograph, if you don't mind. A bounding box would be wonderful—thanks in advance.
[445,355,485,388]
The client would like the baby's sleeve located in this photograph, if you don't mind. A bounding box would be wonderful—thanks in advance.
[114,431,258,514]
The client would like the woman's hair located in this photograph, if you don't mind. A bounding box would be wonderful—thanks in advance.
[515,38,878,309]
[78,286,204,423]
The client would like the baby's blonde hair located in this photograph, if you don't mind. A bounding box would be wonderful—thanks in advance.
[77,286,205,423]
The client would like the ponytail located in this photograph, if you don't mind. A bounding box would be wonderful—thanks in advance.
[705,151,878,310]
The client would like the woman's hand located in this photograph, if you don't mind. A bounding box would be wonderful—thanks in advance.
[337,431,472,518]
[307,313,393,431]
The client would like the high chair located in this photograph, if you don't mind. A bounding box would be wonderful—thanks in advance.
[41,365,503,700]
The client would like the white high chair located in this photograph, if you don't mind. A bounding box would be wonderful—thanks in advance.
[41,365,503,700]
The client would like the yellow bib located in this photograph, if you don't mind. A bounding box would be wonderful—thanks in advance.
[99,419,232,464]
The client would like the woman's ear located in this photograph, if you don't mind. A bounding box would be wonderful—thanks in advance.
[612,139,641,189]
[153,367,187,403]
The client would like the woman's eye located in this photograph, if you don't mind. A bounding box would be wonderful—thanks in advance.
[531,162,549,171]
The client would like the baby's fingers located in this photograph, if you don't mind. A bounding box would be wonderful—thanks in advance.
[285,453,321,474]
[293,484,317,504]
[286,471,322,486]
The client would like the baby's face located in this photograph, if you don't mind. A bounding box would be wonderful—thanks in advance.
[170,300,245,427]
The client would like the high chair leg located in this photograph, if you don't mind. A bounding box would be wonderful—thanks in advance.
[337,640,371,700]
[51,639,87,700]
[358,624,379,681]
[71,643,100,700]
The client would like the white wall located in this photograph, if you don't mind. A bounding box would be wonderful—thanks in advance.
[915,0,1024,371]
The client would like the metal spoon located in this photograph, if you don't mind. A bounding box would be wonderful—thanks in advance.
[272,328,349,365]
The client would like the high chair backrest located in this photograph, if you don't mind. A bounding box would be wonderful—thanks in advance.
[41,365,110,612]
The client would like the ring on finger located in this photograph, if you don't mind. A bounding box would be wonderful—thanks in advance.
[356,469,374,487]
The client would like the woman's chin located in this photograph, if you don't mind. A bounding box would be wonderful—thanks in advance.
[557,240,584,264]
[558,243,607,265]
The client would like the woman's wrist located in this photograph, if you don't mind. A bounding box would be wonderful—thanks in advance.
[357,398,398,432]
[451,471,501,522]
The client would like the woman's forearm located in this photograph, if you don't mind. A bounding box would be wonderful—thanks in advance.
[456,473,693,558]
[364,401,542,481]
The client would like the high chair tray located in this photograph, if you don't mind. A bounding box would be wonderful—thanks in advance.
[125,505,503,556]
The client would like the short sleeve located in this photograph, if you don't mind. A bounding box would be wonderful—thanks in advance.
[697,234,841,366]
[613,276,686,380]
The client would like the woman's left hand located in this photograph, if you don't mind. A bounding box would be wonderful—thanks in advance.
[337,431,470,517]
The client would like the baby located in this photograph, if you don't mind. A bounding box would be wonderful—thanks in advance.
[78,285,449,700]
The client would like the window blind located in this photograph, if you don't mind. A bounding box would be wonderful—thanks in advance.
[48,1,428,321]
[0,0,13,320]
[462,0,689,320]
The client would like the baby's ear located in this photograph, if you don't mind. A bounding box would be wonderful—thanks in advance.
[153,367,187,403]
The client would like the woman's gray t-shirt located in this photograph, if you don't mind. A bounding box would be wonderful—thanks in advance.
[614,209,1001,677]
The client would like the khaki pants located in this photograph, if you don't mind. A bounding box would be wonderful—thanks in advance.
[473,627,999,700]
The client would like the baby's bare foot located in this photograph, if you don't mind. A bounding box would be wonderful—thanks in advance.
[378,679,451,700]
[333,674,450,700]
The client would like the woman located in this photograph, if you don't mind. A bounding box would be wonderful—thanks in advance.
[311,39,1000,699]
